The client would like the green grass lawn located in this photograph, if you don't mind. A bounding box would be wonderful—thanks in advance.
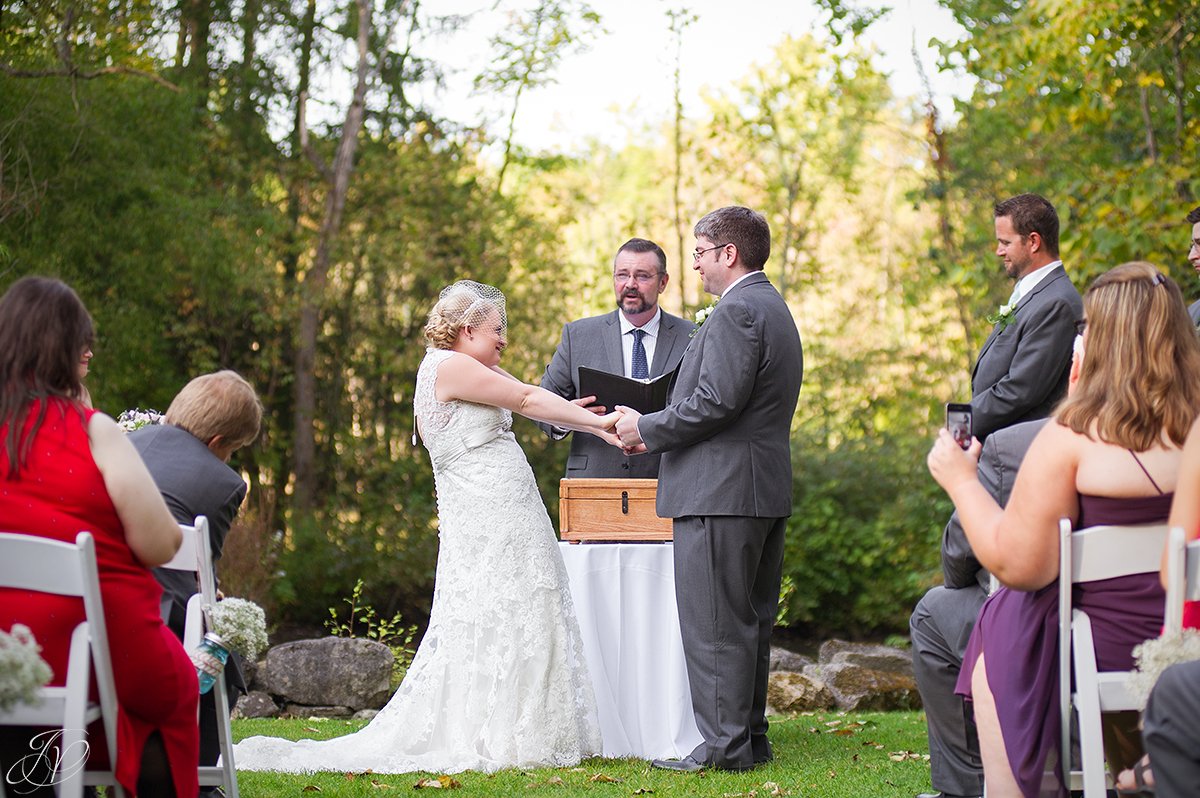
[232,711,933,797]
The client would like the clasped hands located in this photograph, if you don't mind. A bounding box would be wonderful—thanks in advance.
[572,396,647,454]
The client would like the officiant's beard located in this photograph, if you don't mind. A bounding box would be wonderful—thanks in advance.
[619,292,653,315]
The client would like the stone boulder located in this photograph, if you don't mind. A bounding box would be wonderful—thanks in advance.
[233,690,280,719]
[766,670,836,713]
[765,639,920,714]
[262,637,393,711]
[814,661,921,711]
[769,646,814,672]
[820,639,913,674]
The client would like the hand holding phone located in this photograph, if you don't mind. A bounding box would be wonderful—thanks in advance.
[946,403,972,450]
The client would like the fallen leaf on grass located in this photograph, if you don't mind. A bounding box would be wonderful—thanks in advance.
[303,727,321,733]
[831,728,857,736]
[526,776,566,788]
[413,775,461,789]
[761,782,788,796]
[589,774,623,783]
[888,751,923,762]
[631,789,654,795]
[302,787,321,792]
[370,780,392,789]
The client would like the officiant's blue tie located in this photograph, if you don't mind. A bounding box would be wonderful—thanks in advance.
[631,329,649,379]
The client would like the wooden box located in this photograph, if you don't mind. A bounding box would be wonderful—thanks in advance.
[559,478,673,541]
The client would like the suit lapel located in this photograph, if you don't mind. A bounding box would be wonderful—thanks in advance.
[603,310,624,375]
[973,266,1068,377]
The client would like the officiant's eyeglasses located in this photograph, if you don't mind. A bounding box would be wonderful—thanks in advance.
[693,243,730,261]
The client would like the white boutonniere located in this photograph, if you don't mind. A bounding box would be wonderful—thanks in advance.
[986,301,1017,331]
[691,299,719,338]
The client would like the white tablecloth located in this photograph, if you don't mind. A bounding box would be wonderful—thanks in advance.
[558,542,703,759]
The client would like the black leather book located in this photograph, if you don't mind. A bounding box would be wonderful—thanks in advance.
[577,366,675,415]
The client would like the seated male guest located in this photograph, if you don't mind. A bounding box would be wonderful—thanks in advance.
[911,418,1045,798]
[130,370,262,791]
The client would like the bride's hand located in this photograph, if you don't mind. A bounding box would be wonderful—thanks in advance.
[592,410,623,447]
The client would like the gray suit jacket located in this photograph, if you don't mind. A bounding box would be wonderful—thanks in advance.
[970,265,1081,441]
[130,424,248,636]
[638,272,803,518]
[539,308,688,478]
[1189,298,1200,326]
[943,418,1047,590]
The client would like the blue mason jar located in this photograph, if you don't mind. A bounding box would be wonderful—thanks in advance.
[193,632,231,694]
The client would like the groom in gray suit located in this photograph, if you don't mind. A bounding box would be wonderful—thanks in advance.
[971,194,1081,441]
[539,238,689,478]
[615,207,803,772]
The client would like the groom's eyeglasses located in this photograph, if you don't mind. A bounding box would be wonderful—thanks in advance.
[693,243,730,261]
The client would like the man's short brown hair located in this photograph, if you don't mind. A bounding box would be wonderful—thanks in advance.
[165,370,262,451]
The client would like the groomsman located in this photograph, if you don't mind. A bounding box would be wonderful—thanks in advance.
[615,207,803,772]
[1186,206,1200,325]
[539,238,689,478]
[970,193,1081,441]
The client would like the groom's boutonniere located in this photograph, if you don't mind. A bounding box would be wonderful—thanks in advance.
[986,300,1018,331]
[691,299,719,338]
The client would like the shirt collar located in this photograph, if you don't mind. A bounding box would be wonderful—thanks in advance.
[720,271,758,298]
[619,306,662,336]
[1014,260,1062,302]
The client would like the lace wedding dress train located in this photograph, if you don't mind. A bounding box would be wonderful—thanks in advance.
[234,349,601,773]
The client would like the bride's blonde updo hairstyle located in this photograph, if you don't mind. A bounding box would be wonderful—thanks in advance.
[423,280,508,350]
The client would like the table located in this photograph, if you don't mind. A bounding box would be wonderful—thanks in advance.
[558,542,704,759]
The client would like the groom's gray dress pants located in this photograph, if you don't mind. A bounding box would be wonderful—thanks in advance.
[673,514,786,770]
[910,584,986,797]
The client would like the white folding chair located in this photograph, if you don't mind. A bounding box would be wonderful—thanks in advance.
[1058,518,1171,797]
[159,515,240,798]
[1164,526,1200,632]
[0,531,125,798]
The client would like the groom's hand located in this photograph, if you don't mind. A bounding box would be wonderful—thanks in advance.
[614,406,644,450]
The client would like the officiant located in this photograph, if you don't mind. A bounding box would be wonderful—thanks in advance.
[538,238,688,478]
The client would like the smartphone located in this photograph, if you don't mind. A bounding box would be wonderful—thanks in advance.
[946,403,972,450]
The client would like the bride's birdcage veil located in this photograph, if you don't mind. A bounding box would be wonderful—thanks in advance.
[424,280,508,349]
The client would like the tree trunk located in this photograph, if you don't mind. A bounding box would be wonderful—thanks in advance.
[292,0,373,511]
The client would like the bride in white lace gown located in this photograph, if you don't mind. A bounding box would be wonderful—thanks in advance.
[235,281,616,774]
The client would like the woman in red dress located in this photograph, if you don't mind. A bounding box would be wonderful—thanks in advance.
[0,276,198,797]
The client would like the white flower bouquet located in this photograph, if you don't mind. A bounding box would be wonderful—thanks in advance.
[1128,628,1200,710]
[0,624,53,711]
[206,598,268,661]
[116,408,164,432]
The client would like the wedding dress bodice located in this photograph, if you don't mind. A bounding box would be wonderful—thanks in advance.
[234,347,600,774]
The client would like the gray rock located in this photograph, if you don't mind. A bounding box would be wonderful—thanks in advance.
[283,704,355,719]
[766,671,836,713]
[263,637,394,710]
[233,690,279,719]
[812,661,921,712]
[769,646,814,672]
[353,708,380,721]
[242,657,264,686]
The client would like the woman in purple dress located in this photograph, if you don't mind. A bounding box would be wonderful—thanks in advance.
[928,262,1200,797]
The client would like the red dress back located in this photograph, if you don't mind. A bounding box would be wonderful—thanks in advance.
[0,398,198,797]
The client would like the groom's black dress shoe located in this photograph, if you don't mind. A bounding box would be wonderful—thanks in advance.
[651,755,707,772]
